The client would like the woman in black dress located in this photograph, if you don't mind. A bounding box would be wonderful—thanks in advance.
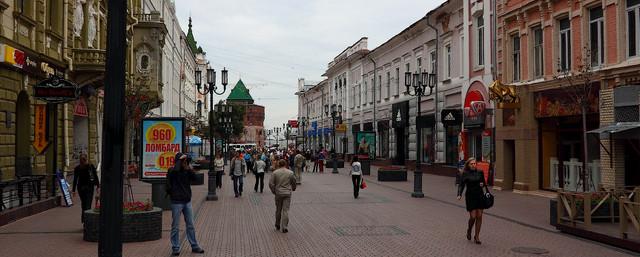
[72,154,99,223]
[457,157,485,244]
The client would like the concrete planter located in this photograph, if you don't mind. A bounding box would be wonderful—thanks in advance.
[83,207,162,242]
[325,160,344,168]
[378,168,407,181]
[190,172,205,185]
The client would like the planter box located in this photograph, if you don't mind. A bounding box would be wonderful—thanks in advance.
[191,172,204,185]
[83,207,162,242]
[325,160,344,168]
[378,168,407,181]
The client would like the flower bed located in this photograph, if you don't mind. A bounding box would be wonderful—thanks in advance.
[84,200,162,242]
[378,166,407,181]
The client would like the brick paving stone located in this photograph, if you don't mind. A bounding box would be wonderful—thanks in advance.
[0,167,637,257]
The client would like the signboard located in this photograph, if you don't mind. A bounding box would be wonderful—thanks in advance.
[356,131,376,160]
[140,118,185,180]
[441,109,462,127]
[74,98,89,117]
[0,44,65,77]
[288,120,298,128]
[56,171,73,207]
[33,104,48,154]
[34,76,80,103]
[335,123,347,133]
[481,130,492,163]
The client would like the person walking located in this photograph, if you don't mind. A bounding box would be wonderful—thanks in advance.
[350,156,362,198]
[293,150,305,185]
[457,157,486,245]
[72,154,99,223]
[254,156,266,193]
[269,159,297,233]
[317,149,325,173]
[244,150,254,175]
[214,152,225,189]
[166,153,205,256]
[230,151,247,197]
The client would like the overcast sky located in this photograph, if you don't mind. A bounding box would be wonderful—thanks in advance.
[175,0,447,130]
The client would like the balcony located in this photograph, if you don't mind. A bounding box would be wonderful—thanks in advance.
[72,48,106,72]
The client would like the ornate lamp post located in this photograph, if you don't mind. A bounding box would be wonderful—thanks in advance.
[298,117,308,152]
[195,66,228,201]
[274,127,281,149]
[215,102,233,167]
[405,70,436,198]
[283,123,292,151]
[324,103,342,174]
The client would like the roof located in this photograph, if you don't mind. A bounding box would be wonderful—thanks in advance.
[227,79,254,102]
[588,122,640,139]
[186,17,203,54]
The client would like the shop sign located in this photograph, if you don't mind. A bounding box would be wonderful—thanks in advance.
[140,118,185,181]
[0,44,64,77]
[481,130,492,163]
[33,104,49,154]
[392,101,410,128]
[464,90,487,128]
[534,87,599,118]
[441,109,462,127]
[335,123,347,133]
[74,98,89,117]
[34,76,79,103]
[288,120,298,128]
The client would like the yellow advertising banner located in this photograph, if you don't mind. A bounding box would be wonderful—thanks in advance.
[33,104,48,154]
[336,123,347,133]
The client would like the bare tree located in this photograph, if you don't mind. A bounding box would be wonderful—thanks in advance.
[553,47,598,192]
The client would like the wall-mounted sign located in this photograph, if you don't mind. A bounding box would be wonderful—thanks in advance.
[140,118,185,181]
[489,80,520,109]
[288,120,298,128]
[74,98,89,117]
[33,104,49,154]
[0,44,65,77]
[464,90,487,128]
[356,131,376,160]
[34,76,79,103]
[441,109,462,127]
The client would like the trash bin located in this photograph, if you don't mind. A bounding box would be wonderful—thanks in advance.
[358,155,371,175]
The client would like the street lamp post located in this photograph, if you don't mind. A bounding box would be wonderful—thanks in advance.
[324,104,342,174]
[215,102,233,174]
[195,66,229,202]
[299,117,308,152]
[405,70,436,198]
[274,127,281,149]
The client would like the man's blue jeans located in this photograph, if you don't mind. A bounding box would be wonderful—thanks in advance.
[232,175,244,196]
[171,202,200,251]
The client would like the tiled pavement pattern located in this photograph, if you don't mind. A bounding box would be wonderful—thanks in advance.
[0,166,637,257]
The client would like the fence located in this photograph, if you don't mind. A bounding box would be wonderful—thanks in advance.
[0,176,47,211]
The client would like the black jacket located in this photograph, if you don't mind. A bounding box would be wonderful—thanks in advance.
[166,167,197,203]
[73,164,99,192]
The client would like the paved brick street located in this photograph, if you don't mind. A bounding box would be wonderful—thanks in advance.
[0,167,636,257]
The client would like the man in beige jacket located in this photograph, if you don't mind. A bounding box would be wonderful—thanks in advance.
[269,159,297,233]
[293,150,305,184]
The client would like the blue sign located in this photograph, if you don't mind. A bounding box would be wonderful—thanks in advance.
[57,171,73,207]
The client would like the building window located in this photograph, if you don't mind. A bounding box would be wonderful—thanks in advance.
[363,79,368,105]
[627,0,640,57]
[445,44,452,79]
[370,78,374,104]
[476,15,485,66]
[589,6,605,67]
[386,71,390,99]
[512,34,521,82]
[533,26,544,78]
[395,67,400,96]
[460,35,465,76]
[559,18,572,72]
[430,51,436,74]
[417,57,422,71]
[16,0,34,17]
[405,63,410,93]
[377,75,382,101]
[48,0,63,34]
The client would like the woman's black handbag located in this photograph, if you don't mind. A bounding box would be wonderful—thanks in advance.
[483,185,494,209]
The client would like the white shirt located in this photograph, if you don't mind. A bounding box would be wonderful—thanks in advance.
[351,162,362,175]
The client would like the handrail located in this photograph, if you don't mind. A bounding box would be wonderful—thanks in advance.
[0,176,47,211]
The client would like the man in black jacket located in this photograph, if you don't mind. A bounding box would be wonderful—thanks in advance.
[166,153,204,256]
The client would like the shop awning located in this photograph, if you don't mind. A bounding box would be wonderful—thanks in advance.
[587,122,640,139]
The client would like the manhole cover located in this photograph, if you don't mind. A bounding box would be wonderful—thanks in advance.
[333,226,409,236]
[511,247,549,255]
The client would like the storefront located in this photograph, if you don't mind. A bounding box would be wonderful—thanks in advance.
[392,101,409,165]
[352,123,360,155]
[377,120,390,159]
[463,86,491,162]
[417,115,435,163]
[441,109,463,165]
[536,87,600,191]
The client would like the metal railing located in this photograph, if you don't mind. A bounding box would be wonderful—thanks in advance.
[0,176,47,211]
